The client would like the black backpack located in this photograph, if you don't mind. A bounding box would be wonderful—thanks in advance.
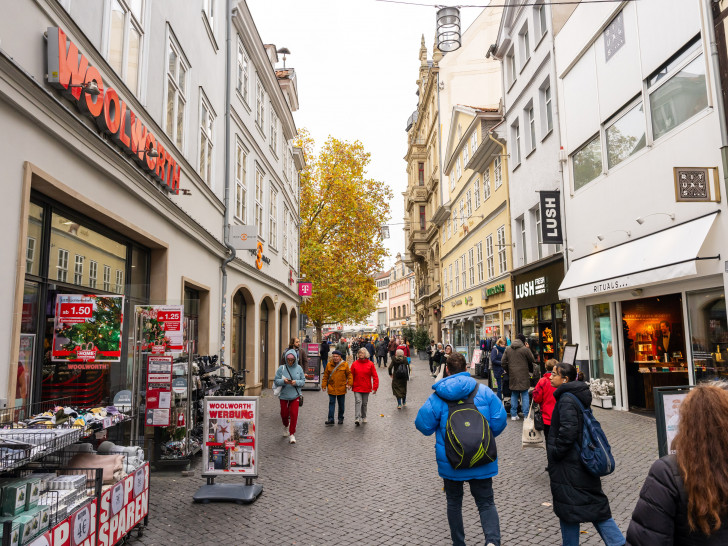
[394,361,409,379]
[436,386,497,470]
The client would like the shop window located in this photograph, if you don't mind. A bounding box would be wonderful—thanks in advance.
[572,134,602,190]
[184,287,200,355]
[165,35,189,150]
[606,100,646,169]
[108,0,144,95]
[648,39,707,141]
[115,270,124,294]
[687,288,728,382]
[588,303,614,382]
[503,309,513,343]
[27,203,44,276]
[520,307,539,354]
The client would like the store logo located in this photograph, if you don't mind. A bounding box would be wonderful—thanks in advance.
[515,277,547,299]
[487,284,506,297]
[46,27,181,194]
[592,279,629,293]
[74,343,97,361]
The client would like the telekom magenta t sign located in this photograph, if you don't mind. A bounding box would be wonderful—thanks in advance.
[298,283,312,297]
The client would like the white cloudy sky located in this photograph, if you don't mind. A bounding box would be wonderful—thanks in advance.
[247,0,480,269]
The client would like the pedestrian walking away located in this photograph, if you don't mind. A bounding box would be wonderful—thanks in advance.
[274,349,306,444]
[321,350,352,424]
[350,348,379,425]
[415,351,508,546]
[431,343,444,377]
[626,382,728,545]
[388,336,398,361]
[364,338,376,363]
[388,349,409,409]
[375,338,389,367]
[489,338,506,400]
[319,338,330,377]
[501,333,534,420]
[547,363,625,546]
[532,358,557,443]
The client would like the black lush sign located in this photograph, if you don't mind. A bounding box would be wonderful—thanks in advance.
[539,191,563,245]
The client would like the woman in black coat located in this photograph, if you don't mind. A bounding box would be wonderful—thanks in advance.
[547,363,625,546]
[626,383,728,545]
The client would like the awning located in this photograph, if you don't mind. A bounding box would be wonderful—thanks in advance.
[558,212,719,299]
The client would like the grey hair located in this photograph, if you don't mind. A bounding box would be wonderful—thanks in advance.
[395,349,405,357]
[358,348,370,359]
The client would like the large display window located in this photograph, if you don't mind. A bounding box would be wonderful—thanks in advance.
[517,303,570,370]
[687,288,728,382]
[21,195,150,408]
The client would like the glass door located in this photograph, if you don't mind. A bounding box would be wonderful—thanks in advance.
[587,303,614,381]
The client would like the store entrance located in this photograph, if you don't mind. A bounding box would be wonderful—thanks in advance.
[621,294,687,411]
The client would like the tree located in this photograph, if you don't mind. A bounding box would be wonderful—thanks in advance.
[296,129,392,341]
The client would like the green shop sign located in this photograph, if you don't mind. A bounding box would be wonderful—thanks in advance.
[487,284,506,297]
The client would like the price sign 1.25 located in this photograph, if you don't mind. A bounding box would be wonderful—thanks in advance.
[157,311,181,322]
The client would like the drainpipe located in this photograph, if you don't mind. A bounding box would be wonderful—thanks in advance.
[220,0,237,365]
[702,0,728,190]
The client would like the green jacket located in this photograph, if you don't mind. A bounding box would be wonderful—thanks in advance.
[335,341,349,356]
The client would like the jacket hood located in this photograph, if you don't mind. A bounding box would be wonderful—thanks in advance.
[496,345,505,354]
[432,371,478,401]
[554,380,591,406]
[392,355,407,364]
[284,349,299,366]
[510,339,525,349]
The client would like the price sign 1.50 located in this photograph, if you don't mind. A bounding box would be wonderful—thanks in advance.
[60,303,93,319]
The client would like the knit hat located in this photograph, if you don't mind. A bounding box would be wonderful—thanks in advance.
[332,350,344,357]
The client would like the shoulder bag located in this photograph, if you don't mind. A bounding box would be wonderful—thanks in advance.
[285,366,304,406]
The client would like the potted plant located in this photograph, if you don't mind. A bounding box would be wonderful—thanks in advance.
[412,327,431,361]
[587,378,615,409]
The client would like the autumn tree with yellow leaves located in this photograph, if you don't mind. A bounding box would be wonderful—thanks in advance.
[296,129,392,341]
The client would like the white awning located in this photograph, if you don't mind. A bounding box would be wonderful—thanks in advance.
[558,213,719,299]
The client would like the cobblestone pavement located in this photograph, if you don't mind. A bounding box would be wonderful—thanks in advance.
[135,358,658,545]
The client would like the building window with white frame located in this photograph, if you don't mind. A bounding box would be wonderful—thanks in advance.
[484,168,491,200]
[471,131,478,154]
[165,36,188,150]
[74,255,84,286]
[202,0,214,30]
[542,82,553,135]
[443,268,448,297]
[461,255,466,290]
[282,207,289,262]
[537,2,548,38]
[468,248,475,286]
[107,0,144,95]
[572,134,602,190]
[89,261,98,289]
[512,121,521,166]
[449,264,453,295]
[269,186,278,249]
[494,156,502,189]
[476,242,484,282]
[486,235,494,279]
[607,100,646,169]
[527,105,536,153]
[520,24,530,65]
[103,265,111,291]
[115,270,124,294]
[534,206,543,259]
[506,48,516,86]
[235,139,247,222]
[520,217,527,264]
[199,94,214,185]
[455,157,462,180]
[497,225,507,273]
[270,105,278,155]
[454,260,460,293]
[255,78,265,131]
[57,249,69,282]
[236,40,250,103]
[463,146,469,165]
[26,237,36,272]
[459,200,465,225]
[466,189,472,217]
[474,177,481,209]
[255,168,265,238]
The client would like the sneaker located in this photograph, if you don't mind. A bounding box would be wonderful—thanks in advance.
[397,404,402,410]
[511,416,519,421]
[338,419,344,425]
[325,419,334,426]
[289,434,296,444]
[282,425,290,437]
[403,402,407,407]
[362,418,367,423]
[355,419,360,426]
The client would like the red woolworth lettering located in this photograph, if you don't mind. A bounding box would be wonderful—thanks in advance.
[50,27,87,101]
[171,162,181,193]
[115,101,132,148]
[154,142,167,182]
[144,133,157,170]
[79,65,104,117]
[130,113,147,160]
[98,88,122,135]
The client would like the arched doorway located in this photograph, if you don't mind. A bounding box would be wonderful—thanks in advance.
[259,297,275,388]
[232,288,254,372]
[290,308,298,343]
[279,303,289,362]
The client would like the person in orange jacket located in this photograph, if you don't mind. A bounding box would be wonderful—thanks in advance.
[322,351,352,425]
[350,348,379,426]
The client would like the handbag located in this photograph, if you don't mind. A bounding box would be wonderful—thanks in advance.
[533,402,544,431]
[273,365,283,396]
[284,366,304,406]
[521,401,545,449]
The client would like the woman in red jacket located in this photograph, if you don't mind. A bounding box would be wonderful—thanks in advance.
[532,358,557,441]
[351,348,379,426]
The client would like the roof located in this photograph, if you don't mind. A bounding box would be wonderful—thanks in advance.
[461,105,500,113]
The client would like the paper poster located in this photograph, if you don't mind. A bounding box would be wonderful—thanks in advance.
[470,349,482,370]
[145,355,173,426]
[305,343,321,383]
[136,305,185,354]
[203,397,258,476]
[663,392,688,454]
[52,294,124,364]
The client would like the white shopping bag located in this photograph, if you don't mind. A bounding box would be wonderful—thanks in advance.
[521,402,545,449]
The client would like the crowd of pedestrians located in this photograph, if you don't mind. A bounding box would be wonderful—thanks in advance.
[272,332,728,546]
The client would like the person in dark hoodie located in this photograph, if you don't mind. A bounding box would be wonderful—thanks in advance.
[319,338,330,377]
[415,352,507,546]
[489,338,506,400]
[547,362,625,546]
[625,382,728,546]
[501,333,534,420]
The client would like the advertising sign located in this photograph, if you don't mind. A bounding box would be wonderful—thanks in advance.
[456,346,469,362]
[304,343,321,388]
[539,190,563,244]
[298,283,312,297]
[97,463,150,546]
[145,355,173,426]
[136,305,184,354]
[654,386,694,457]
[52,295,124,365]
[470,349,482,370]
[203,397,258,477]
[228,225,258,250]
[28,499,98,546]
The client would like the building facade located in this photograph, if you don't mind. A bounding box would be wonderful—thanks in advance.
[1,0,302,414]
[555,0,728,410]
[388,254,415,336]
[495,0,570,366]
[375,270,391,334]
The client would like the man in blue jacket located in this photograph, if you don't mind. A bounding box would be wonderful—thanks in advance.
[415,352,507,546]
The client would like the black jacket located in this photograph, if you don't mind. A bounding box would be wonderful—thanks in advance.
[320,341,330,361]
[626,456,728,546]
[547,381,612,524]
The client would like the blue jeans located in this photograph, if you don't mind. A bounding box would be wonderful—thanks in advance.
[328,394,345,421]
[511,389,529,418]
[493,368,503,400]
[397,396,406,406]
[559,519,625,546]
[443,478,500,546]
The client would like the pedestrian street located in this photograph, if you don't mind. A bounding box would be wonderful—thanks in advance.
[140,357,659,545]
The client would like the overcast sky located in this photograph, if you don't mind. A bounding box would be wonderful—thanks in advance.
[247,0,479,270]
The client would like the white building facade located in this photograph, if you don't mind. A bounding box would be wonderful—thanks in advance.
[0,0,302,414]
[555,0,728,410]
